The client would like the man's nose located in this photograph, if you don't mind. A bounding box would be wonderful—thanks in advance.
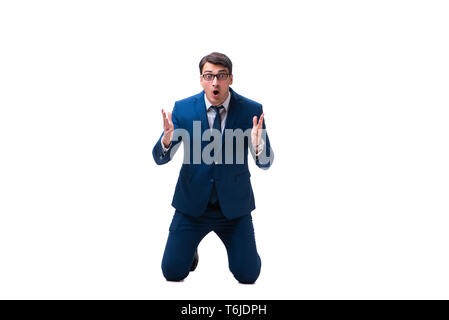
[212,76,218,85]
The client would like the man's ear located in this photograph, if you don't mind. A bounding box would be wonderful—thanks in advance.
[229,74,233,85]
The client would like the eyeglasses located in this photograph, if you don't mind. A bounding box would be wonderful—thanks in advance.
[201,73,230,81]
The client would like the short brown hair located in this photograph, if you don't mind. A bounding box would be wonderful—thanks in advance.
[199,52,233,75]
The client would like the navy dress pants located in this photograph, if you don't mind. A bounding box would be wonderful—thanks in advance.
[161,203,261,284]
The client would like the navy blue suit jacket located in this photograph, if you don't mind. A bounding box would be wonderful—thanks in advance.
[152,88,274,219]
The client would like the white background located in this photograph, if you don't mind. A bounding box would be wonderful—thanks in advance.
[1,0,448,299]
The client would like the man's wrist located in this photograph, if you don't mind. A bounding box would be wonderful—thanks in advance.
[254,139,265,156]
[161,139,171,153]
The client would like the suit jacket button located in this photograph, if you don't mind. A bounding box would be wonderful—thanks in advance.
[210,179,214,183]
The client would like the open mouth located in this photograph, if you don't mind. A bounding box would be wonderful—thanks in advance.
[213,90,219,96]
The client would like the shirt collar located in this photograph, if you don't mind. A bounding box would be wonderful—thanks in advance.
[204,90,231,112]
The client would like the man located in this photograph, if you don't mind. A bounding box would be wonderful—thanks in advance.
[152,52,274,284]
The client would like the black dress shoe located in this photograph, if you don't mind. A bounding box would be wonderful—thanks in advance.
[190,250,199,272]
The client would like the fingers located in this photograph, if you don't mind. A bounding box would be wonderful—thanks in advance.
[253,113,265,129]
[161,109,167,128]
[258,113,264,130]
[161,109,173,130]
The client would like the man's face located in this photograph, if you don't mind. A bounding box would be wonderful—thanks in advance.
[200,62,233,106]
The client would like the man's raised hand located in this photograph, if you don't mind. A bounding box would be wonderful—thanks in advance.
[161,109,174,148]
[251,113,264,150]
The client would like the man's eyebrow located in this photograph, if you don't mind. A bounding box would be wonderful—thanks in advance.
[203,69,228,73]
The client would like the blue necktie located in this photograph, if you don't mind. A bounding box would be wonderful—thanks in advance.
[210,105,224,132]
[209,105,223,205]
[210,105,224,156]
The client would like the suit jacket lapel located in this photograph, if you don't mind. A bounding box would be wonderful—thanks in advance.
[194,91,210,134]
[224,87,240,131]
